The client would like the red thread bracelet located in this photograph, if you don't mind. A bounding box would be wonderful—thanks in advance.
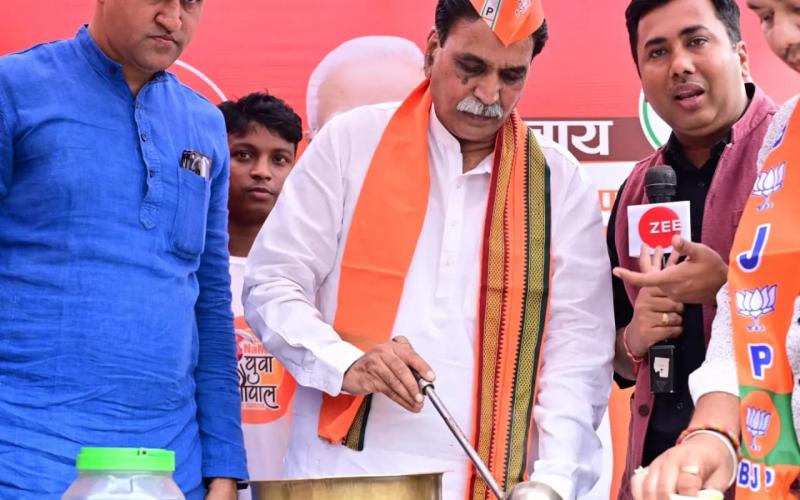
[623,326,645,367]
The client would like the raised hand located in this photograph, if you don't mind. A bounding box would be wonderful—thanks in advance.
[614,235,727,305]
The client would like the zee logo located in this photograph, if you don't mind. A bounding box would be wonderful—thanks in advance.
[626,201,690,257]
[638,206,682,248]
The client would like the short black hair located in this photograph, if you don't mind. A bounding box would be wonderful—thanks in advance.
[625,0,742,65]
[218,92,303,150]
[434,0,549,59]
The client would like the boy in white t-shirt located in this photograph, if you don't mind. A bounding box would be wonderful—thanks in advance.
[218,93,302,498]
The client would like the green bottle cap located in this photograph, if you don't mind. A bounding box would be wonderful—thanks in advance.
[76,448,175,472]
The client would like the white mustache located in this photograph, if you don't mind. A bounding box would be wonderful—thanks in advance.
[456,97,503,119]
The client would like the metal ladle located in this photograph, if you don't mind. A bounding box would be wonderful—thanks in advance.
[417,377,562,500]
[417,376,504,499]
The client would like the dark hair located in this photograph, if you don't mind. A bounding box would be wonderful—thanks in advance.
[625,0,742,64]
[218,92,303,150]
[434,0,549,59]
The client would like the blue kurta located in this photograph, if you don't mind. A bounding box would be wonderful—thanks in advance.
[0,27,247,498]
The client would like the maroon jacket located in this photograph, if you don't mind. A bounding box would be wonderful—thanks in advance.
[613,85,776,499]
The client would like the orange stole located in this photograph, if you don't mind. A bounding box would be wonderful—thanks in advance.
[729,105,800,498]
[317,80,552,499]
[316,82,432,446]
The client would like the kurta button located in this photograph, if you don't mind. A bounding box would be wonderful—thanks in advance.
[140,132,148,142]
[638,404,649,417]
[148,170,155,178]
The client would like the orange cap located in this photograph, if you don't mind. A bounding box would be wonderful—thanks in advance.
[470,0,545,47]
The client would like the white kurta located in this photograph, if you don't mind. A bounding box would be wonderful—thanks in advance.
[243,102,614,500]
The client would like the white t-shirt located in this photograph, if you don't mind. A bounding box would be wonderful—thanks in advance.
[230,256,294,497]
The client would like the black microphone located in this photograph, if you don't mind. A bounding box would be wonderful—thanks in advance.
[643,165,679,394]
[644,165,677,268]
[644,165,677,203]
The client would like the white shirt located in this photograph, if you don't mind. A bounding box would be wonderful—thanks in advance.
[229,256,247,318]
[243,102,615,500]
[230,256,291,494]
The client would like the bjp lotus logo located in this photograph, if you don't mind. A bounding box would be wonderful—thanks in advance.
[752,162,785,211]
[746,406,772,452]
[736,285,777,331]
[740,392,781,461]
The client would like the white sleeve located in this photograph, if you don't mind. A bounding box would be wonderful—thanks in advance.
[689,283,739,403]
[756,95,799,171]
[528,152,615,500]
[242,123,363,397]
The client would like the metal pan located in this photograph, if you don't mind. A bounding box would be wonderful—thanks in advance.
[249,471,443,499]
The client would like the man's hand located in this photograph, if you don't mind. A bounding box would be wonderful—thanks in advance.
[621,245,684,358]
[614,235,727,304]
[631,434,733,500]
[627,286,684,359]
[341,336,435,413]
[205,478,237,500]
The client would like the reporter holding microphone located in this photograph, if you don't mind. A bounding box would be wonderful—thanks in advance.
[606,0,776,497]
[626,0,800,497]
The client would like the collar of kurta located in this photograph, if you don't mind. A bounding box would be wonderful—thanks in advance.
[317,79,555,497]
[75,25,168,86]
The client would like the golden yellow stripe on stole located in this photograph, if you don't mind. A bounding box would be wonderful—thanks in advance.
[343,395,372,450]
[504,130,550,487]
[473,119,516,499]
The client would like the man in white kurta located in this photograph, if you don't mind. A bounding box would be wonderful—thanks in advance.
[243,3,614,499]
[243,99,613,498]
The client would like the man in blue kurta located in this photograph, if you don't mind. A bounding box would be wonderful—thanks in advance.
[0,1,246,498]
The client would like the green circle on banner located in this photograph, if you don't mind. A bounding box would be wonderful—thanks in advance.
[638,90,672,149]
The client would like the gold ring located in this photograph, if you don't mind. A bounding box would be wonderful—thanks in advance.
[679,465,700,476]
[661,313,670,326]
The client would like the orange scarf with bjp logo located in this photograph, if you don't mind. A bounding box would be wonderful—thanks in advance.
[316,78,553,498]
[729,106,800,498]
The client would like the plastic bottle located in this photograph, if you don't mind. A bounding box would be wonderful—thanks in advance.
[62,448,184,500]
